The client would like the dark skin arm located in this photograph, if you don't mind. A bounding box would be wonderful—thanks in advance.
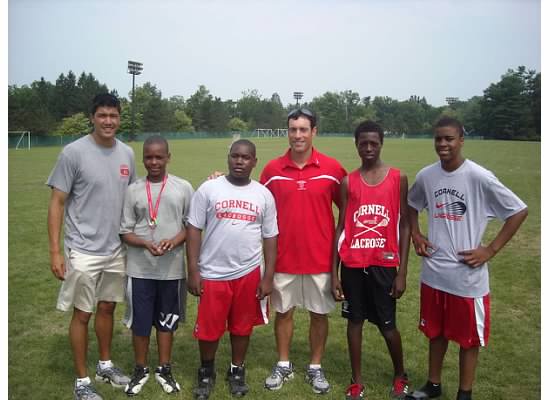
[121,232,163,256]
[257,236,278,299]
[47,188,68,280]
[185,224,203,296]
[390,173,410,299]
[331,176,349,301]
[458,208,528,267]
[409,205,437,257]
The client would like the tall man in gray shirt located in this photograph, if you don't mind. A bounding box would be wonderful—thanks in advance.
[47,93,135,400]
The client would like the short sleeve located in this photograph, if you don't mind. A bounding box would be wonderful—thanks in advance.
[261,189,279,238]
[186,186,208,230]
[46,151,75,194]
[482,173,527,220]
[181,182,195,227]
[120,184,137,234]
[408,173,427,211]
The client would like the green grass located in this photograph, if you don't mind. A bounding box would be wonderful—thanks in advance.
[8,137,540,399]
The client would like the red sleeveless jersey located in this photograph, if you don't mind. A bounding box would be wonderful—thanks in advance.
[338,167,401,268]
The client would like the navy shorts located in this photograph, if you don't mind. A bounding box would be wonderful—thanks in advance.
[341,265,397,330]
[126,277,186,337]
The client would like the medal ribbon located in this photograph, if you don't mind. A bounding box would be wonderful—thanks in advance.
[146,174,168,226]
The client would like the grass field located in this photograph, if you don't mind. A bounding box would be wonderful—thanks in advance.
[8,137,540,400]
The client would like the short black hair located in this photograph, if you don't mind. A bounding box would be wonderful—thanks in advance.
[230,139,256,157]
[287,108,317,129]
[143,135,169,153]
[354,120,384,144]
[91,93,121,115]
[434,116,464,137]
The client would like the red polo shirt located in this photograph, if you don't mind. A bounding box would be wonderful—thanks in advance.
[260,148,347,274]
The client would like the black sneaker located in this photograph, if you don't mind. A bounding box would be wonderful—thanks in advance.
[124,366,150,396]
[193,367,216,400]
[406,381,442,399]
[226,366,249,397]
[154,364,181,394]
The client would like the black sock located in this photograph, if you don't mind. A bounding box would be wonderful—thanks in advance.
[200,359,215,374]
[456,389,472,400]
[420,380,442,397]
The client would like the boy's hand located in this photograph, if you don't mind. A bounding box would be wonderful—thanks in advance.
[458,246,495,268]
[390,272,406,299]
[256,277,272,300]
[145,241,164,256]
[331,274,345,301]
[158,239,176,252]
[187,271,203,296]
[412,232,437,257]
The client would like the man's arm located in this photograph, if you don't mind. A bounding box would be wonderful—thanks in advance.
[48,188,68,280]
[331,176,348,301]
[185,224,203,296]
[391,173,411,299]
[458,208,528,267]
[257,236,278,300]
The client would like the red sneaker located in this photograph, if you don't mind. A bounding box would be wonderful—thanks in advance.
[346,382,366,400]
[390,374,410,399]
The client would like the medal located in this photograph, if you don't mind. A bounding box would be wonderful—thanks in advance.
[146,175,168,230]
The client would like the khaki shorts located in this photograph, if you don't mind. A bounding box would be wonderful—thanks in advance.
[270,272,335,315]
[56,246,126,313]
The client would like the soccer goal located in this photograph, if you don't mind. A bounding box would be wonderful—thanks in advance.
[10,131,31,150]
[255,128,288,138]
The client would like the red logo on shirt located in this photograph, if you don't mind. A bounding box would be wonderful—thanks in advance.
[120,165,130,177]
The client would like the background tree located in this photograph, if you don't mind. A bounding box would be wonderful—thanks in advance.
[56,112,90,136]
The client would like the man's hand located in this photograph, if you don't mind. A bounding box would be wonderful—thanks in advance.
[331,274,345,301]
[458,246,495,268]
[256,277,273,300]
[50,250,66,280]
[145,241,164,256]
[187,271,203,296]
[411,232,437,257]
[390,272,406,299]
[208,171,224,180]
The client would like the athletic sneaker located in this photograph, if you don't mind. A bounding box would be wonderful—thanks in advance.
[124,366,150,396]
[74,381,103,400]
[95,363,131,388]
[155,364,181,394]
[264,362,295,390]
[305,366,330,394]
[226,366,249,397]
[405,381,442,399]
[193,367,216,400]
[390,374,410,399]
[345,383,366,400]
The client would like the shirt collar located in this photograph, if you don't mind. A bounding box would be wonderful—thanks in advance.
[282,147,321,169]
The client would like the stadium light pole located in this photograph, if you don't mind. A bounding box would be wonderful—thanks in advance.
[293,91,304,107]
[127,61,143,140]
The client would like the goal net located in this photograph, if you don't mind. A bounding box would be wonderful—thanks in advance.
[9,131,31,150]
[255,128,287,138]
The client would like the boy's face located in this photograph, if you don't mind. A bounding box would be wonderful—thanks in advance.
[434,126,464,163]
[143,142,170,181]
[288,116,316,155]
[227,144,257,180]
[355,131,382,163]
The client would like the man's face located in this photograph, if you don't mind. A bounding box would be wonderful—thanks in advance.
[228,144,257,179]
[434,126,464,163]
[288,116,316,154]
[90,106,120,141]
[355,131,382,163]
[143,142,170,181]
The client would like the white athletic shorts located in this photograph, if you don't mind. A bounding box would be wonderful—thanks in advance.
[270,272,335,315]
[56,245,126,313]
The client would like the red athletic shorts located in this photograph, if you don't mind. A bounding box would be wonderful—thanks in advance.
[419,283,490,349]
[193,267,269,341]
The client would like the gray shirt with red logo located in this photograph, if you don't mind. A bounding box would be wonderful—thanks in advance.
[408,159,526,297]
[46,135,136,256]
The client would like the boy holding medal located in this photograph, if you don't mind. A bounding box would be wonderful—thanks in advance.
[120,135,194,396]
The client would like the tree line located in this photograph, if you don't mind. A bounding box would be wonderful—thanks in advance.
[8,66,540,141]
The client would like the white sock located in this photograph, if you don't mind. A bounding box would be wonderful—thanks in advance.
[277,361,290,368]
[98,360,113,370]
[230,362,243,372]
[76,377,91,387]
[309,364,321,370]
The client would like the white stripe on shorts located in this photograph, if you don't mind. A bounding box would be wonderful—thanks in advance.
[474,297,486,347]
[260,297,269,324]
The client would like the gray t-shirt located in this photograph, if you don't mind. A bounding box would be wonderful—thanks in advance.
[120,174,194,280]
[408,159,527,297]
[186,176,278,280]
[46,135,136,255]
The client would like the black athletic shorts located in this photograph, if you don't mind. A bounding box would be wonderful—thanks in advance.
[341,265,397,330]
[128,277,186,337]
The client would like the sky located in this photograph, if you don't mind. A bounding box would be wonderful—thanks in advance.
[7,0,541,107]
